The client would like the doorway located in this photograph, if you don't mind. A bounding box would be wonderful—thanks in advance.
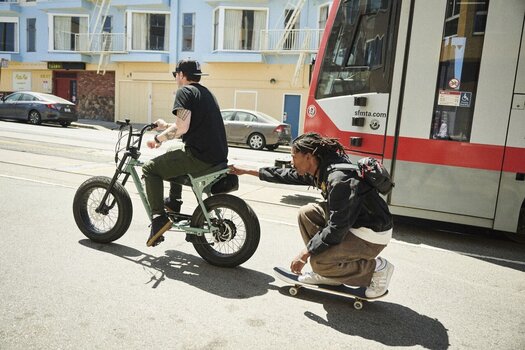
[53,72,78,103]
[284,94,301,138]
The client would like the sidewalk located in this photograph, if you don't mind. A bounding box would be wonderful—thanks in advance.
[72,118,293,163]
[71,118,122,131]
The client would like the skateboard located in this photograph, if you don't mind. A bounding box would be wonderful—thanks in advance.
[273,267,388,310]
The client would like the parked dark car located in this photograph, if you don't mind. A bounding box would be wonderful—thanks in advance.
[221,109,292,151]
[0,91,77,127]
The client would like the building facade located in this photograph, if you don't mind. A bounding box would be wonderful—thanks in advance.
[0,0,332,136]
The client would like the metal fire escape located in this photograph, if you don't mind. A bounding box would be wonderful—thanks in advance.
[260,0,320,87]
[90,0,112,74]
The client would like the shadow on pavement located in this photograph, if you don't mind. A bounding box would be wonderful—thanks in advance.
[393,217,525,272]
[79,239,275,298]
[277,286,449,350]
[279,193,323,206]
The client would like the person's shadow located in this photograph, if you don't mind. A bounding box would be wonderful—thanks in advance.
[79,239,275,299]
[277,287,449,350]
[280,194,323,206]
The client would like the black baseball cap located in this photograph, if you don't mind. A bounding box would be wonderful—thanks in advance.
[173,59,208,77]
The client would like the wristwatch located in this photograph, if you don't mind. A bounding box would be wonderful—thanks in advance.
[154,135,162,144]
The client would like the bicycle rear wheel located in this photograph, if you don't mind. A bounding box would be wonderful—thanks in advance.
[190,194,260,267]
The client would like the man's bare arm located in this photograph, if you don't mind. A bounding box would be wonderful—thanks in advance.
[164,109,191,140]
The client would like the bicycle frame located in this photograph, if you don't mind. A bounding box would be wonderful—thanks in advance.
[96,119,224,237]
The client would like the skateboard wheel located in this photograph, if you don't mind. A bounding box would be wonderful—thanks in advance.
[289,287,299,296]
[353,300,363,310]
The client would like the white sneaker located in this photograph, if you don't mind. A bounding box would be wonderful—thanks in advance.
[298,271,342,286]
[365,258,394,298]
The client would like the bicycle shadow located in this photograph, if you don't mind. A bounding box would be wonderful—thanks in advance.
[79,239,275,299]
[277,287,449,350]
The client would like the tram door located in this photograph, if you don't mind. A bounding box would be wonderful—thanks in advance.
[390,0,525,223]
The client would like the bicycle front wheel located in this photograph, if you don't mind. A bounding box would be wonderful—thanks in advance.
[190,194,260,267]
[72,176,133,243]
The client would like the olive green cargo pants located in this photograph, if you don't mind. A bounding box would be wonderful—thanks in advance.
[142,144,213,217]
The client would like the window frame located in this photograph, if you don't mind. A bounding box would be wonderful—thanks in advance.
[126,10,170,52]
[26,18,36,52]
[48,13,89,52]
[212,6,269,52]
[0,16,19,53]
[181,12,195,52]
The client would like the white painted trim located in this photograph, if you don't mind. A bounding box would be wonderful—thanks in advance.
[0,16,19,53]
[126,10,171,52]
[47,13,89,52]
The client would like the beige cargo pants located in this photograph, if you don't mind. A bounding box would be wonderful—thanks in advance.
[298,202,386,286]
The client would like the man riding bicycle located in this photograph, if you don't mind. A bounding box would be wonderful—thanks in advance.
[143,59,228,247]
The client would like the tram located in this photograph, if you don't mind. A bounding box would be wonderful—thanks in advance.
[304,0,525,241]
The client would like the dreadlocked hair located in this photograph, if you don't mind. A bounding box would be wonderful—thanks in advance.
[292,132,346,161]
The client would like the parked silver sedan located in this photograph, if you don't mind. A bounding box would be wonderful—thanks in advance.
[0,91,77,127]
[221,109,292,151]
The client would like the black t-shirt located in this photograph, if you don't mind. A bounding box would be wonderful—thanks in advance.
[172,83,228,165]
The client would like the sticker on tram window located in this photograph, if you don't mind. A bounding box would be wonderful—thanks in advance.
[307,105,316,118]
[437,90,471,108]
[459,92,472,107]
[448,78,460,89]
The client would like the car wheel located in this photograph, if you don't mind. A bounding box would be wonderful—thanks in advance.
[60,121,71,128]
[28,110,42,125]
[266,144,279,151]
[248,133,266,150]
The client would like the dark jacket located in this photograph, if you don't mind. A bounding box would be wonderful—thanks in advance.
[259,156,393,255]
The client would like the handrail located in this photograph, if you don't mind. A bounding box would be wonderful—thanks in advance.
[260,28,324,53]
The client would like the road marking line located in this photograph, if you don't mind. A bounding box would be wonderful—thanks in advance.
[0,174,76,189]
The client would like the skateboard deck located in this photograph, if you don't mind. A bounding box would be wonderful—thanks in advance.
[273,267,387,310]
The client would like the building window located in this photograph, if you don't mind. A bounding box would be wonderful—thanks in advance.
[213,7,267,51]
[283,9,300,50]
[129,12,169,51]
[0,17,18,52]
[27,18,35,52]
[318,3,330,46]
[473,2,488,35]
[430,0,489,142]
[182,13,194,51]
[52,15,88,51]
[319,4,329,30]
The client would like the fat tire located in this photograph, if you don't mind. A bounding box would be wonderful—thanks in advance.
[190,194,260,267]
[72,176,133,243]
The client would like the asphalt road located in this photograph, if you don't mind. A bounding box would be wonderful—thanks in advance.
[0,121,524,350]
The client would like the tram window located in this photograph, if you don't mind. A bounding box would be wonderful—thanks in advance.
[430,0,489,142]
[315,0,396,99]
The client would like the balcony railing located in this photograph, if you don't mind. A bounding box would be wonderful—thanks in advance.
[74,33,127,53]
[259,29,323,53]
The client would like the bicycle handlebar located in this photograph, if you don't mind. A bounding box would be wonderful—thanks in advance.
[115,119,158,154]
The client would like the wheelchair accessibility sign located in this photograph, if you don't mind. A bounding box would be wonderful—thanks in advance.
[459,92,472,107]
